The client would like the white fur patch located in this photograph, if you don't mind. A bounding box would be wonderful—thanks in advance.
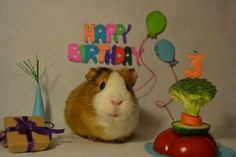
[93,71,140,139]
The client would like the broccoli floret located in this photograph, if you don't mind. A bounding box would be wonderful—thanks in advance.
[169,78,217,116]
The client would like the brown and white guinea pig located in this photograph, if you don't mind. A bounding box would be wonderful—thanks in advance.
[64,67,140,142]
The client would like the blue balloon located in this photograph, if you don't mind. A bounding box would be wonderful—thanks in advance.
[154,39,178,67]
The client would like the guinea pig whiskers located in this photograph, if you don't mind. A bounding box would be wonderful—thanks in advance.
[121,97,133,103]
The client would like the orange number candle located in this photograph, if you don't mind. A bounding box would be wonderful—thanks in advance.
[184,52,205,79]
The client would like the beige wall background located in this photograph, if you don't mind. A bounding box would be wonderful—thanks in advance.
[0,0,236,149]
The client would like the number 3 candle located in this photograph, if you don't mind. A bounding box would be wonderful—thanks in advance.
[184,51,205,79]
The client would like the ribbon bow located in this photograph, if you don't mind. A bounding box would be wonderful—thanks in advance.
[0,116,64,152]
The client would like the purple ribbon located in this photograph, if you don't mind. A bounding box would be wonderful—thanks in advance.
[0,116,64,152]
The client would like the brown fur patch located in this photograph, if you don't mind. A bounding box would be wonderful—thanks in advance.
[64,67,113,139]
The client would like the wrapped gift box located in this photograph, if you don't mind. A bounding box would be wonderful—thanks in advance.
[3,116,51,153]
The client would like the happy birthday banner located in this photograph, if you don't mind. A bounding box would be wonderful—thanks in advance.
[68,24,143,65]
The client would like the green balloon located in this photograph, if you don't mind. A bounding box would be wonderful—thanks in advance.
[146,11,167,38]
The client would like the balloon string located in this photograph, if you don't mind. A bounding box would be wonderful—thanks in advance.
[134,36,176,122]
[171,66,178,82]
[155,67,178,122]
[134,37,157,92]
[155,99,174,121]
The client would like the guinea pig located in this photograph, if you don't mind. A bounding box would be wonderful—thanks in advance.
[64,67,140,142]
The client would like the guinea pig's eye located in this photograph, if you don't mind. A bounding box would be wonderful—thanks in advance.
[100,82,106,90]
[126,84,131,91]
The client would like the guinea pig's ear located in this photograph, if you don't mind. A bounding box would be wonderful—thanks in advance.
[129,68,138,86]
[118,68,138,87]
[85,68,97,81]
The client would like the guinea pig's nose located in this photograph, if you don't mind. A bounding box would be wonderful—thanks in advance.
[111,100,123,106]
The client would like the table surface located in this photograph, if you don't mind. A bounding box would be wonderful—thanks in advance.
[1,133,235,157]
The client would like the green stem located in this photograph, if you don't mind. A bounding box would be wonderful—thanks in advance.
[185,103,202,116]
[23,60,37,79]
[17,56,40,84]
[17,63,37,82]
[36,55,39,83]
